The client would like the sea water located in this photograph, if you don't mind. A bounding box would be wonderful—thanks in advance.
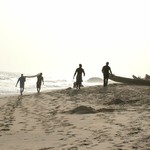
[0,71,102,95]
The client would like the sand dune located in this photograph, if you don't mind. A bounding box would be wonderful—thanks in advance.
[0,84,150,150]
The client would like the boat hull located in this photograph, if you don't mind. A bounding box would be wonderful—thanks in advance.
[109,74,150,86]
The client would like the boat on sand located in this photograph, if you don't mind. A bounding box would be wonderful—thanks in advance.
[132,75,141,79]
[145,74,150,80]
[109,74,150,86]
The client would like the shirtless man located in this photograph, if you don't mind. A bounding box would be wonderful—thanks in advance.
[16,74,26,95]
[36,73,44,93]
[102,62,112,87]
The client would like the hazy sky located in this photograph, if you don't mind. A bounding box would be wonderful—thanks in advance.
[0,0,150,79]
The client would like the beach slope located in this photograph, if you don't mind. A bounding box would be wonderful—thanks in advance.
[0,84,150,150]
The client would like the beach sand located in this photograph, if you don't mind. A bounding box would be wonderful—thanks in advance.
[0,84,150,150]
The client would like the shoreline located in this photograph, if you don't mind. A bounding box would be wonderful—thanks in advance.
[0,82,102,97]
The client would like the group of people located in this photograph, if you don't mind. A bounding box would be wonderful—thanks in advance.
[73,62,112,89]
[16,73,44,95]
[16,62,112,95]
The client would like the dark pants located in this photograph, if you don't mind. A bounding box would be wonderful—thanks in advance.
[76,76,82,89]
[103,74,109,87]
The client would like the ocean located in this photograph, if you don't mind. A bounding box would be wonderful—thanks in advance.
[0,71,102,95]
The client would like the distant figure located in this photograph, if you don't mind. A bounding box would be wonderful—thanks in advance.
[36,73,44,93]
[102,62,112,87]
[16,74,26,95]
[73,64,85,89]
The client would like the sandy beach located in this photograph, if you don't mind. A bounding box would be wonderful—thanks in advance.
[0,84,150,150]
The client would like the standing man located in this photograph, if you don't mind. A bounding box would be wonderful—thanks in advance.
[102,62,112,87]
[16,74,26,95]
[73,64,85,89]
[36,73,44,93]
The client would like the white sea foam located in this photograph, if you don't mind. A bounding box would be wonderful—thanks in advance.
[0,71,102,95]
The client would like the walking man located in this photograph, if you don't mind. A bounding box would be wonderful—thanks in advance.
[73,64,85,89]
[102,62,112,87]
[36,73,44,93]
[16,74,26,95]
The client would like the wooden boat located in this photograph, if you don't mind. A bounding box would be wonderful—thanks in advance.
[133,74,150,81]
[132,75,141,80]
[109,74,150,86]
[145,74,150,80]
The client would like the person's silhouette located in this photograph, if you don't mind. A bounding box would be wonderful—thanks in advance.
[36,73,44,93]
[73,64,85,89]
[16,74,26,95]
[102,62,112,87]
